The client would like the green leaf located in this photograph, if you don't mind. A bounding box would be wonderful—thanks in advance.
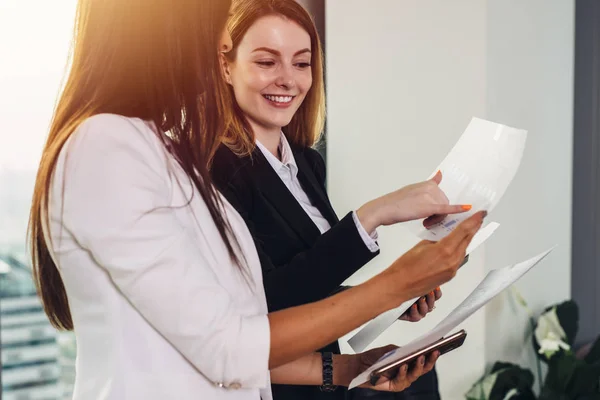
[488,362,536,400]
[554,300,578,346]
[565,360,600,397]
[538,387,570,400]
[584,335,600,364]
[491,362,526,374]
[466,370,499,400]
[543,353,578,393]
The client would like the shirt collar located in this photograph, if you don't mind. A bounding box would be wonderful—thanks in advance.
[255,132,298,177]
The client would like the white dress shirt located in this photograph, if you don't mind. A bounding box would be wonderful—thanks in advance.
[255,133,378,252]
[47,114,272,400]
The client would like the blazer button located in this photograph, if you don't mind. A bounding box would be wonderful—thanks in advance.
[227,382,242,390]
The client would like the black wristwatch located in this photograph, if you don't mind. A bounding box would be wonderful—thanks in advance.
[319,352,338,392]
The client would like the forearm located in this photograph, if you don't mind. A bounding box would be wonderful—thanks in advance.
[270,353,357,387]
[268,274,403,369]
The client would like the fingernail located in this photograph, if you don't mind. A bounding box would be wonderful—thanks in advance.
[461,205,472,211]
[436,287,441,291]
[412,305,417,310]
[430,291,434,296]
[482,210,488,218]
[420,356,425,365]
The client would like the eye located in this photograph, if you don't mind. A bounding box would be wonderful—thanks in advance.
[295,62,311,69]
[256,60,275,67]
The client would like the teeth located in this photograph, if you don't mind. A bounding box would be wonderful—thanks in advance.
[265,95,293,103]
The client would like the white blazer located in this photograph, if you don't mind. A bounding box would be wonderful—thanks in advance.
[47,114,272,400]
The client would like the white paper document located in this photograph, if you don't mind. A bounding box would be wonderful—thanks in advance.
[348,117,526,352]
[410,117,527,241]
[348,247,554,389]
[347,221,500,352]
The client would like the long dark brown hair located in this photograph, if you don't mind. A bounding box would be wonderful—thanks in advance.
[28,0,241,330]
[221,0,326,156]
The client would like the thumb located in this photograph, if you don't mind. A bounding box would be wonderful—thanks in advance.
[430,170,443,185]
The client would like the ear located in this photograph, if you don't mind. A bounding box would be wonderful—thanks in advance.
[219,53,233,86]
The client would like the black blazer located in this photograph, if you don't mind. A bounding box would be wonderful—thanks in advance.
[211,144,379,400]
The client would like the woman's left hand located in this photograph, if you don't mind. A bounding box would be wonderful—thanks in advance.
[398,287,442,322]
[348,345,439,392]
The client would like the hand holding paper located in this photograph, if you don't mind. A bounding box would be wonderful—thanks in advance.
[348,117,526,352]
[342,345,439,392]
[349,248,555,389]
[348,221,500,352]
[375,211,486,305]
[409,117,527,241]
[355,170,473,234]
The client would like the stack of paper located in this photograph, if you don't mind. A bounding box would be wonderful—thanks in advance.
[349,248,555,388]
[347,117,528,352]
[347,221,499,352]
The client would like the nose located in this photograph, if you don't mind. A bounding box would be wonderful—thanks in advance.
[275,65,296,90]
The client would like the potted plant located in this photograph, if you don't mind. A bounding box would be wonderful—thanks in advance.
[466,298,600,400]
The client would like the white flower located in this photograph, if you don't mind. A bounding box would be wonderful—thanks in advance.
[538,331,570,358]
[535,307,570,358]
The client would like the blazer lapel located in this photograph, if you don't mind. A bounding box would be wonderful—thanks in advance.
[251,150,322,246]
[294,150,340,226]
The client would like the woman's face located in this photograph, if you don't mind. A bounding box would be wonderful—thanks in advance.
[222,15,313,135]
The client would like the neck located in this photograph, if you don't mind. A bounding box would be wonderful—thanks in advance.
[252,122,282,160]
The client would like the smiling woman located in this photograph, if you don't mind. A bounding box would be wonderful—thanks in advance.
[220,0,325,157]
[211,1,460,400]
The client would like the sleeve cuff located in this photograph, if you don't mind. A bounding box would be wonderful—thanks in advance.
[351,211,379,253]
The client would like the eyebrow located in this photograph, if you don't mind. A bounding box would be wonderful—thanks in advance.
[251,47,311,56]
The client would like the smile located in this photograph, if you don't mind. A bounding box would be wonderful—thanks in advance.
[263,94,295,104]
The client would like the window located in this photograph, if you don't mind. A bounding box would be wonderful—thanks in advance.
[1,1,78,398]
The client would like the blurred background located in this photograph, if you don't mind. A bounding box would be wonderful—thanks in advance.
[0,0,597,398]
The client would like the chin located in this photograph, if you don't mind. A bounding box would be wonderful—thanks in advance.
[264,118,293,131]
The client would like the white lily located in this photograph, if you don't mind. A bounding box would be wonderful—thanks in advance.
[538,331,570,358]
[535,307,570,358]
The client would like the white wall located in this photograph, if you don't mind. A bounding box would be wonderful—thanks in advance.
[483,0,574,377]
[326,0,573,398]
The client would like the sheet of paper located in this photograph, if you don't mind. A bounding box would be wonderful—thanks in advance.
[409,117,526,241]
[347,221,500,352]
[348,247,554,389]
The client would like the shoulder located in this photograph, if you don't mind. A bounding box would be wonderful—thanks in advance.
[302,146,325,167]
[297,145,326,182]
[67,114,167,166]
[74,113,157,144]
[56,114,172,194]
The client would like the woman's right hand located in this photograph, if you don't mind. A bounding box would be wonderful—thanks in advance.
[372,211,486,306]
[356,170,471,233]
